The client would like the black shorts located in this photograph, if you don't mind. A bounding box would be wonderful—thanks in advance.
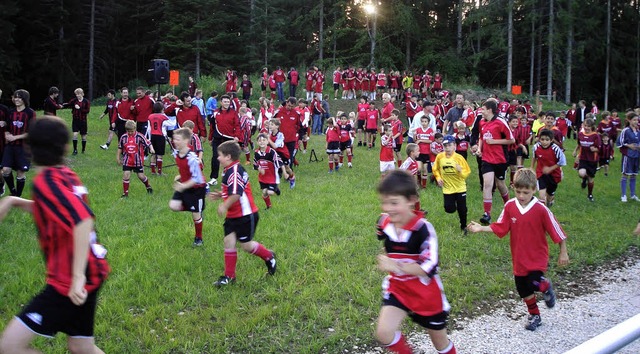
[136,122,148,135]
[516,145,529,158]
[326,141,340,154]
[224,212,259,243]
[122,165,144,173]
[259,182,280,193]
[275,151,290,166]
[261,84,266,91]
[285,141,296,163]
[172,187,206,213]
[481,161,508,180]
[150,135,166,156]
[377,85,385,90]
[578,160,598,178]
[298,128,308,138]
[382,293,449,330]
[393,142,403,153]
[2,145,30,171]
[537,174,558,195]
[339,140,351,151]
[72,119,88,135]
[333,83,340,90]
[366,128,377,134]
[17,284,99,337]
[514,271,545,299]
[357,120,365,130]
[417,153,430,164]
[507,150,517,166]
[598,158,609,167]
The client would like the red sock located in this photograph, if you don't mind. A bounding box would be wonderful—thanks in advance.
[194,217,203,238]
[339,155,344,163]
[348,154,352,162]
[224,249,237,278]
[141,177,150,188]
[157,159,163,174]
[483,200,492,214]
[263,195,272,208]
[524,296,540,315]
[421,176,427,188]
[501,192,509,203]
[251,243,273,261]
[538,278,550,292]
[329,161,334,170]
[303,141,308,149]
[588,182,594,195]
[151,164,156,173]
[245,152,251,162]
[386,333,412,354]
[123,179,130,195]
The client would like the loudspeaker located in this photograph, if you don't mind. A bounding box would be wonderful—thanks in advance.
[147,59,169,85]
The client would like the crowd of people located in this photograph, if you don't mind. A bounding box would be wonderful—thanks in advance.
[1,66,639,353]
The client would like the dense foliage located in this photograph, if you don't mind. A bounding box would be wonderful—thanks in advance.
[2,0,640,109]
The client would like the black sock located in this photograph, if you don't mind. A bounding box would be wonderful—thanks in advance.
[16,177,25,197]
[82,140,86,152]
[73,139,78,151]
[4,172,15,193]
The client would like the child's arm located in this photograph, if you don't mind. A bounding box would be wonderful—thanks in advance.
[116,148,122,164]
[557,239,569,266]
[69,218,93,305]
[217,194,240,217]
[466,221,492,233]
[0,196,34,220]
[377,254,429,276]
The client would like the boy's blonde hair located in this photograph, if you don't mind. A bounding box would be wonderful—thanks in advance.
[125,120,136,131]
[405,143,418,156]
[74,88,84,95]
[182,120,195,130]
[173,127,192,140]
[269,118,281,127]
[513,168,537,190]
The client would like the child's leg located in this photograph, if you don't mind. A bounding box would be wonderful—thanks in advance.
[157,155,164,175]
[81,134,87,153]
[456,192,467,231]
[630,174,637,197]
[192,212,203,242]
[122,171,131,196]
[495,178,509,203]
[262,189,272,209]
[347,148,353,165]
[150,154,157,174]
[620,174,628,198]
[482,172,495,216]
[428,328,456,354]
[0,317,37,353]
[375,306,411,354]
[72,132,79,152]
[137,172,151,190]
[68,337,104,354]
[538,188,548,205]
[168,199,184,211]
[587,176,595,197]
[15,170,26,197]
[223,232,239,279]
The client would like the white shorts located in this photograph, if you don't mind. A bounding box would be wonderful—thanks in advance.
[380,161,395,173]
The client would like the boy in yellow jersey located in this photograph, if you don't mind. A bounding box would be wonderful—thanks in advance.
[433,135,471,234]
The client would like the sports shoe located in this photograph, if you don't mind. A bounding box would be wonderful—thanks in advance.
[335,164,340,172]
[581,178,587,189]
[630,195,640,202]
[100,144,108,150]
[588,195,594,202]
[193,238,203,247]
[357,141,362,147]
[480,213,491,225]
[275,187,281,196]
[208,178,218,186]
[525,314,542,331]
[265,252,277,275]
[348,162,352,168]
[338,163,343,168]
[328,170,333,174]
[289,177,296,189]
[543,281,556,308]
[72,150,78,156]
[120,193,128,198]
[461,226,468,236]
[214,275,235,287]
[146,187,153,194]
[621,195,628,202]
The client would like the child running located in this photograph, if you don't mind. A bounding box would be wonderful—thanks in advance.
[399,143,422,211]
[572,116,601,202]
[116,120,154,197]
[531,129,567,207]
[380,124,396,177]
[374,170,457,354]
[468,168,569,331]
[208,141,277,286]
[254,133,287,209]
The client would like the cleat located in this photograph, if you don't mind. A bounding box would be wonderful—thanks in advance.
[621,195,628,203]
[335,164,340,172]
[275,187,281,196]
[265,252,277,275]
[588,195,594,202]
[208,178,218,186]
[100,144,108,150]
[146,187,153,194]
[289,177,296,189]
[461,226,468,236]
[338,163,343,168]
[480,213,491,225]
[328,170,333,174]
[9,188,17,197]
[193,238,203,247]
[581,178,587,189]
[214,275,235,287]
[72,150,78,156]
[357,141,362,147]
[348,162,352,168]
[543,281,556,308]
[525,314,542,331]
[630,195,640,202]
[120,194,128,198]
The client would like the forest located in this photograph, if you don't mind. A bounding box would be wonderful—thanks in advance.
[1,0,639,110]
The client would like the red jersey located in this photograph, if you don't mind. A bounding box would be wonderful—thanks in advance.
[368,73,377,91]
[254,147,282,185]
[455,133,470,153]
[288,70,299,85]
[610,117,622,139]
[326,125,340,143]
[555,118,570,138]
[66,98,91,121]
[597,119,614,136]
[116,98,134,121]
[148,113,168,136]
[221,161,259,218]
[433,75,442,89]
[577,131,601,162]
[462,108,476,128]
[357,103,370,121]
[532,142,565,183]
[377,213,450,316]
[275,107,301,143]
[514,124,532,148]
[381,102,394,120]
[406,101,420,120]
[497,101,510,116]
[225,71,238,92]
[430,141,444,162]
[43,96,62,116]
[104,98,118,124]
[599,141,614,160]
[314,72,324,93]
[295,106,310,128]
[400,157,419,176]
[118,132,150,168]
[480,118,514,164]
[177,105,205,137]
[490,198,567,276]
[391,119,404,145]
[305,70,316,91]
[376,73,386,87]
[366,109,380,130]
[5,108,35,146]
[269,131,289,159]
[338,122,352,143]
[190,134,204,154]
[333,70,342,84]
[212,107,242,141]
[412,75,422,90]
[566,109,577,125]
[274,69,286,83]
[414,127,434,155]
[133,95,154,123]
[380,135,395,162]
[175,150,206,187]
[32,166,110,296]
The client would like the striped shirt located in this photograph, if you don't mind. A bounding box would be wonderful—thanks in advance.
[221,161,258,219]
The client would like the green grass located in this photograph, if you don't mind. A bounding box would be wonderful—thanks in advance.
[0,105,638,353]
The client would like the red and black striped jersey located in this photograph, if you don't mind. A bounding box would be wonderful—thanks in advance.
[175,150,206,187]
[221,161,258,218]
[66,98,91,121]
[5,107,35,146]
[118,132,150,168]
[43,96,62,115]
[104,98,118,124]
[254,146,282,185]
[32,166,110,296]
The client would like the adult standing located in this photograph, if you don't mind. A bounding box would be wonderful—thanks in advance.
[574,100,589,140]
[288,67,299,98]
[209,94,241,185]
[177,92,206,139]
[132,86,154,135]
[274,97,301,167]
[311,94,325,135]
[381,93,395,124]
[442,94,465,135]
[115,87,134,139]
[274,66,286,102]
[566,103,577,137]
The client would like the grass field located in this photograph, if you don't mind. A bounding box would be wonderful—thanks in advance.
[0,104,638,353]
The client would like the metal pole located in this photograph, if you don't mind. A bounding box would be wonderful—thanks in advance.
[564,313,640,354]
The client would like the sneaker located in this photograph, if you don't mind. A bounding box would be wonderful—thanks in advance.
[302,149,307,154]
[338,163,343,168]
[335,164,340,172]
[265,252,277,275]
[461,226,468,236]
[100,144,108,150]
[480,213,491,225]
[543,281,556,308]
[193,238,203,247]
[72,150,78,156]
[289,177,296,189]
[621,195,628,202]
[525,314,542,331]
[588,195,594,202]
[348,162,353,168]
[581,178,587,189]
[214,275,236,287]
[328,170,333,174]
[630,195,640,202]
[357,141,362,147]
[275,187,281,196]
[146,187,153,194]
[120,193,128,198]
[208,178,218,186]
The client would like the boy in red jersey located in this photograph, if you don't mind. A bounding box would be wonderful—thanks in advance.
[254,133,286,209]
[536,112,564,150]
[267,119,295,187]
[572,117,601,202]
[399,143,422,211]
[414,115,434,188]
[148,102,171,175]
[337,113,354,168]
[598,133,614,177]
[169,128,207,246]
[513,108,533,169]
[380,125,395,177]
[62,88,91,155]
[555,111,571,139]
[116,120,154,198]
[366,101,380,149]
[356,96,369,146]
[326,117,341,173]
[99,89,118,150]
[389,109,404,166]
[2,89,35,197]
[209,141,277,286]
[180,120,204,168]
[374,170,457,354]
[332,67,342,100]
[295,99,311,153]
[531,129,567,207]
[0,116,109,353]
[468,168,569,331]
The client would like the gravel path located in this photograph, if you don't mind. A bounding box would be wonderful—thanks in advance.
[362,259,640,354]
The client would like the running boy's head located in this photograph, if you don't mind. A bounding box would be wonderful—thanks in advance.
[348,112,356,121]
[601,133,610,144]
[383,124,392,136]
[405,143,419,159]
[257,133,269,149]
[239,106,248,115]
[268,118,280,133]
[182,120,195,131]
[420,114,430,128]
[508,115,519,129]
[544,112,556,128]
[340,113,349,123]
[538,129,554,148]
[434,132,444,143]
[28,116,69,166]
[377,170,419,219]
[513,168,537,206]
[360,95,368,103]
[442,135,456,153]
[217,140,241,167]
[455,121,466,133]
[583,116,596,132]
[172,128,192,150]
[125,120,136,134]
[153,101,163,114]
[195,89,202,99]
[74,88,84,100]
[390,109,400,121]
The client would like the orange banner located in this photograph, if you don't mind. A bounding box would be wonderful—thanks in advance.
[169,70,179,86]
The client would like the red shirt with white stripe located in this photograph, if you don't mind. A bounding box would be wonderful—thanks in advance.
[221,161,259,218]
[480,118,514,164]
[400,157,419,176]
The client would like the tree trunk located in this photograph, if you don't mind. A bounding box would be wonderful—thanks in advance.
[88,0,95,100]
[507,0,513,92]
[405,36,410,70]
[264,5,268,66]
[529,8,535,96]
[565,0,573,104]
[457,0,463,55]
[637,9,640,107]
[332,9,336,66]
[195,13,201,78]
[604,0,611,111]
[546,0,554,98]
[319,0,324,61]
[58,0,65,101]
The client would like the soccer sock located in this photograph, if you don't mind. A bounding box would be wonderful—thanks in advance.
[81,139,86,152]
[630,176,637,196]
[437,340,457,354]
[263,195,272,208]
[347,153,352,162]
[224,249,237,279]
[339,155,344,164]
[15,177,25,197]
[397,159,403,167]
[193,217,203,239]
[122,179,130,195]
[510,170,515,184]
[251,243,273,261]
[157,158,163,174]
[385,332,412,354]
[588,181,594,196]
[421,175,427,188]
[73,139,78,152]
[303,141,308,150]
[536,277,550,293]
[483,199,492,214]
[524,296,540,315]
[621,176,628,196]
[140,176,150,188]
[501,192,510,203]
[3,172,14,193]
[329,161,334,171]
[151,163,156,174]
